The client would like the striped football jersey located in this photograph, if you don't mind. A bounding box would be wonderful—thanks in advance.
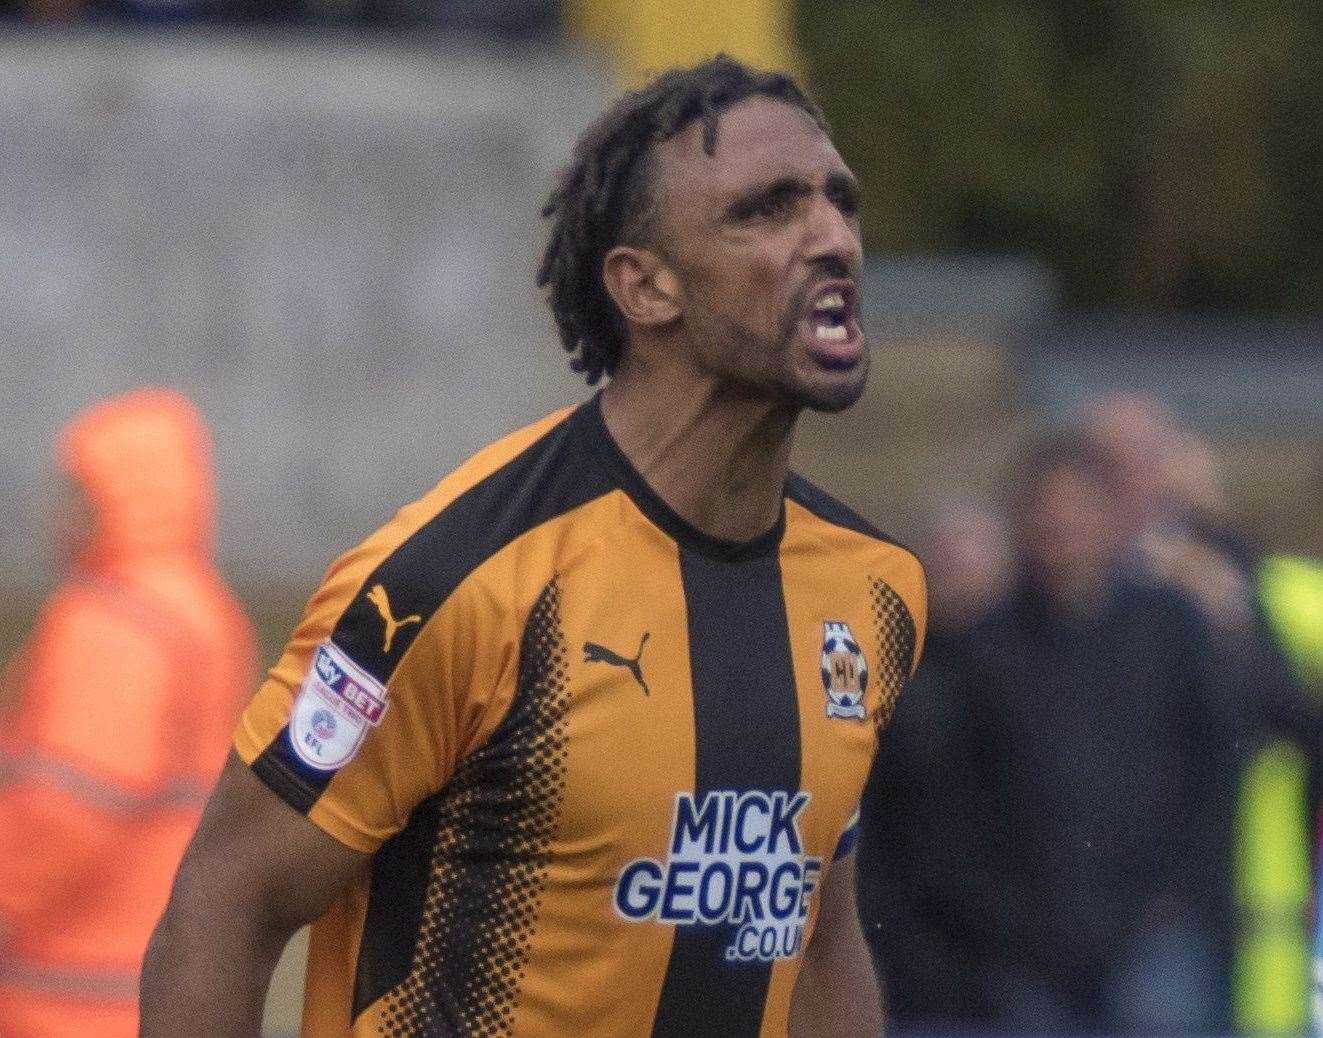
[234,395,926,1036]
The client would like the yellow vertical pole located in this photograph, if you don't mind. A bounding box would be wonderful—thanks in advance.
[565,0,803,88]
[1235,741,1311,1035]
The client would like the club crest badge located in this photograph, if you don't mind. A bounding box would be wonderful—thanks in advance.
[820,621,867,720]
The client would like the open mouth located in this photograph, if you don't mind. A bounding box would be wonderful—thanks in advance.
[802,283,863,367]
[809,289,851,341]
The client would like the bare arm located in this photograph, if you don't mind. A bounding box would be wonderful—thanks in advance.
[140,752,368,1037]
[788,852,883,1038]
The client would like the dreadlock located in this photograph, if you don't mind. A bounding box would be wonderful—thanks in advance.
[537,55,829,385]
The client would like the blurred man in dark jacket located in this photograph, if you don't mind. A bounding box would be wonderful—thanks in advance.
[970,434,1240,1034]
[1085,395,1319,1032]
[865,434,1243,1036]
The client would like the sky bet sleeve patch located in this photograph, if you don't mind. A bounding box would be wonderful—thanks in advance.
[288,641,389,771]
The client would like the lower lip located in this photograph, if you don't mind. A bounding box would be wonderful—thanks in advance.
[802,319,864,369]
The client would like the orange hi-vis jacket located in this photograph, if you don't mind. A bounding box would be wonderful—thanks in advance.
[0,389,256,1038]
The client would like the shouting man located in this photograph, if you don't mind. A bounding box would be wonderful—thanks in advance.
[142,56,926,1037]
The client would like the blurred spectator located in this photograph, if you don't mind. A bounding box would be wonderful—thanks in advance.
[866,432,1245,1036]
[1260,543,1323,703]
[1241,450,1323,1037]
[0,389,256,1037]
[861,501,1011,1032]
[1085,393,1256,630]
[1082,393,1177,545]
[973,432,1241,1035]
[1084,392,1315,747]
[1087,393,1321,1034]
[919,498,1013,631]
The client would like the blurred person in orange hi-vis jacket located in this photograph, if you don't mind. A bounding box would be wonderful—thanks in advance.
[0,387,256,1037]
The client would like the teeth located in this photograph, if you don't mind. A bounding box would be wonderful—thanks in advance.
[815,323,848,342]
[814,291,845,312]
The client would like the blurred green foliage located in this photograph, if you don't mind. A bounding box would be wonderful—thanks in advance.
[796,0,1323,310]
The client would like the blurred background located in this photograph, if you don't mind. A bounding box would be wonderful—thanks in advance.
[0,1,1319,1036]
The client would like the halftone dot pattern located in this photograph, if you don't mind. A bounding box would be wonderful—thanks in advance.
[379,580,570,1036]
[869,578,916,732]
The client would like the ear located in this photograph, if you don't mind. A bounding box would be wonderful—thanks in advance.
[602,245,682,330]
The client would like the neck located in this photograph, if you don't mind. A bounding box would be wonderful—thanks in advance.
[1034,568,1115,622]
[600,352,798,544]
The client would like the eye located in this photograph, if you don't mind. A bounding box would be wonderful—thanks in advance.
[727,181,811,224]
[832,187,860,218]
[751,195,791,220]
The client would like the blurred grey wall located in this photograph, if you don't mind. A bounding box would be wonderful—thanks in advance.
[2,33,1315,602]
[0,32,603,593]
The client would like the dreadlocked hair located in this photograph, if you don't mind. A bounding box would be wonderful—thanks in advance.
[537,54,828,385]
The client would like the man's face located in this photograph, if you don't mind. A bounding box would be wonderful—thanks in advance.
[646,97,867,412]
[1016,466,1123,602]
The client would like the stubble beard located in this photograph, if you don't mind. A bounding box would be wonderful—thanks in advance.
[770,296,869,414]
[684,292,868,414]
[801,347,869,413]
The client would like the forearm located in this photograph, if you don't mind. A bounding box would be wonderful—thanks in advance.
[789,849,883,1037]
[140,754,367,1034]
[140,891,292,1037]
[789,939,883,1037]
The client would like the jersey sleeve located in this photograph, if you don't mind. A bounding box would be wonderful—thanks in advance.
[878,544,928,679]
[832,805,861,861]
[904,553,928,677]
[234,538,517,853]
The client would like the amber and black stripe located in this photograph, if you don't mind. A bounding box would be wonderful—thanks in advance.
[649,548,801,1038]
[364,579,572,1032]
[251,403,615,813]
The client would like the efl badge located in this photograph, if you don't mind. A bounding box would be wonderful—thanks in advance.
[289,641,389,771]
[820,621,867,720]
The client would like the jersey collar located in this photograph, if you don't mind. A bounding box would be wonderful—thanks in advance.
[581,392,787,563]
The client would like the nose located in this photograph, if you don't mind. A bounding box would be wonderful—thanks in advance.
[803,194,862,271]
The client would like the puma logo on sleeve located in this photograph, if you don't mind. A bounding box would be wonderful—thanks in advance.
[367,584,422,654]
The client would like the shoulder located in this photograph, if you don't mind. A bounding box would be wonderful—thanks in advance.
[15,583,178,758]
[1260,553,1323,594]
[784,472,927,671]
[307,402,618,683]
[785,473,923,575]
[32,582,173,660]
[378,401,603,563]
[1115,577,1203,620]
[1113,578,1212,640]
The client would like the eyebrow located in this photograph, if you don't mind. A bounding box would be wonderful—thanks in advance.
[825,172,861,208]
[724,172,861,221]
[724,176,813,221]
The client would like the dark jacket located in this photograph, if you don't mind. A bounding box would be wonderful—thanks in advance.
[863,577,1241,1032]
[972,579,1239,1021]
[861,627,1000,1028]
